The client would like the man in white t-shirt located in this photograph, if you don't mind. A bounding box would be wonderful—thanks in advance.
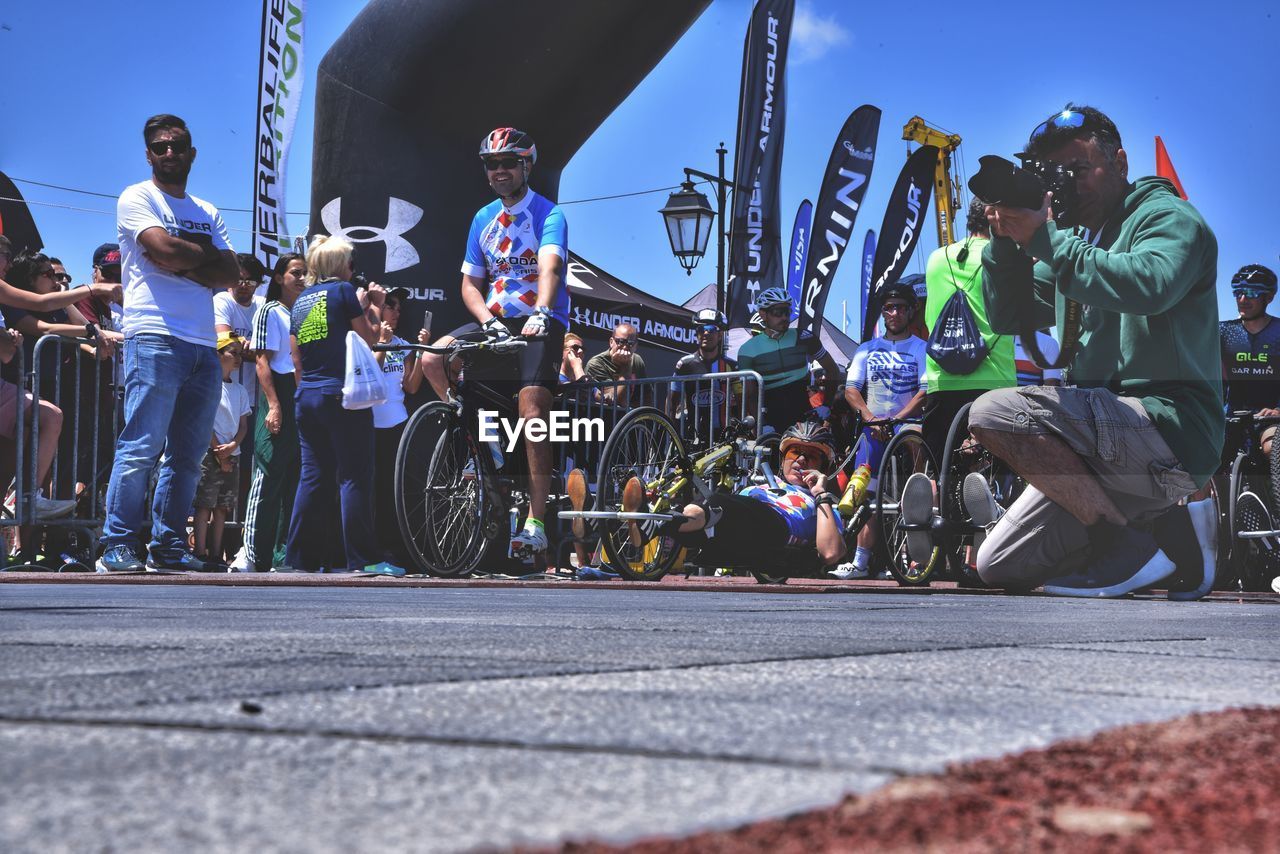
[98,114,240,574]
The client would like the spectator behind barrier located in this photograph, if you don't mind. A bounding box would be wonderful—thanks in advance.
[192,334,251,566]
[233,252,306,573]
[371,286,425,567]
[283,235,404,576]
[558,332,587,386]
[585,321,647,406]
[668,308,738,434]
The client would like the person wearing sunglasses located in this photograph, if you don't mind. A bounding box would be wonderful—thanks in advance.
[99,114,240,574]
[668,308,737,434]
[585,322,648,406]
[418,127,569,559]
[635,420,846,572]
[961,103,1221,601]
[1220,265,1280,452]
[735,287,840,435]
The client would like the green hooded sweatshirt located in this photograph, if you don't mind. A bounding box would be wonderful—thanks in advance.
[981,176,1223,486]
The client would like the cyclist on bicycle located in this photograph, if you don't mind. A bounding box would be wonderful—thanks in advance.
[838,282,927,577]
[420,127,568,557]
[735,287,839,435]
[1220,264,1280,454]
[640,421,846,569]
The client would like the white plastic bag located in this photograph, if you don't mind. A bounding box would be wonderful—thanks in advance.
[342,330,388,410]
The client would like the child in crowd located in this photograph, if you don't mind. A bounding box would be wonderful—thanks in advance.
[192,334,252,566]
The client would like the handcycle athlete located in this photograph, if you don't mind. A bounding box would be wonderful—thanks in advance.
[1221,264,1280,455]
[420,127,568,560]
[839,282,927,578]
[627,421,848,572]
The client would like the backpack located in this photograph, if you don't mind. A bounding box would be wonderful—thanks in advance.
[927,287,991,375]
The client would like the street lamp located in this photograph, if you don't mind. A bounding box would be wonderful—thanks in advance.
[660,143,733,314]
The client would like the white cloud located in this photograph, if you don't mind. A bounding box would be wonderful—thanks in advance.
[790,2,852,64]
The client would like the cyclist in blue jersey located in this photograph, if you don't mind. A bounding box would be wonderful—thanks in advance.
[639,421,846,569]
[1220,264,1280,454]
[736,287,840,435]
[837,282,927,577]
[421,127,568,557]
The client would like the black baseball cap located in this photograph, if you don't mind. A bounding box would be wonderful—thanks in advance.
[386,287,411,302]
[92,243,121,267]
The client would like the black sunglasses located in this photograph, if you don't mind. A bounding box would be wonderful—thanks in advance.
[612,336,636,347]
[696,324,722,333]
[484,157,522,171]
[54,273,72,284]
[764,305,790,317]
[148,138,191,156]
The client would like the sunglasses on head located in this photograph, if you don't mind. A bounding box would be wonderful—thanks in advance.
[1028,110,1088,143]
[484,157,522,171]
[148,138,191,156]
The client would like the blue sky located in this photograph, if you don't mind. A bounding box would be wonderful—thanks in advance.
[4,0,1277,329]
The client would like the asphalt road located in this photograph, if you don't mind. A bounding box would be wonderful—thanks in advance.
[1,582,1277,852]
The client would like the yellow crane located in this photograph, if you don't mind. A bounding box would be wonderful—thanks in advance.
[902,116,964,247]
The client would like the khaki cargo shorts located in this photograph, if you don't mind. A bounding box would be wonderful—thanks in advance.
[966,386,1197,588]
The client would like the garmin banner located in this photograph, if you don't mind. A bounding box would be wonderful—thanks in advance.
[797,104,881,340]
[253,0,305,273]
[858,228,875,339]
[725,0,794,328]
[785,198,812,321]
[863,144,936,341]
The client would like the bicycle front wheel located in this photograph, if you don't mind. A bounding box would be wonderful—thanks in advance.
[595,407,687,581]
[396,402,495,577]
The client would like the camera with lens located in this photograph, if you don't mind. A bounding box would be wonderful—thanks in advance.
[968,154,1080,228]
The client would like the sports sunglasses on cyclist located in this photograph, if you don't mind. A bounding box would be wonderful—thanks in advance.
[484,157,523,171]
[1233,288,1269,300]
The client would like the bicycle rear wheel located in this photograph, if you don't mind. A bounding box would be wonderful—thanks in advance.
[875,429,939,585]
[595,407,687,581]
[396,402,495,577]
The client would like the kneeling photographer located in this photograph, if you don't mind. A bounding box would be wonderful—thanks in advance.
[965,104,1222,599]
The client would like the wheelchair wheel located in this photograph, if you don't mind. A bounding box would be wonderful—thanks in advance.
[595,407,688,581]
[875,429,939,585]
[396,402,496,577]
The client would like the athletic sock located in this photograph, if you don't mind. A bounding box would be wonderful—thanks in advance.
[853,546,871,571]
[523,518,544,533]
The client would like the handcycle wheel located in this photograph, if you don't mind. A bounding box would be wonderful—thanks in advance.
[875,428,940,585]
[395,402,496,577]
[595,407,688,581]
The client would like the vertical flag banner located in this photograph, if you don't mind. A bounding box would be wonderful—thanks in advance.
[725,0,795,327]
[254,0,305,273]
[1155,136,1188,200]
[786,199,813,321]
[863,145,937,341]
[0,172,44,253]
[797,104,881,339]
[858,228,875,340]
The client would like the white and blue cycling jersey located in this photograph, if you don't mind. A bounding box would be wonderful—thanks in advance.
[845,335,928,418]
[461,189,569,326]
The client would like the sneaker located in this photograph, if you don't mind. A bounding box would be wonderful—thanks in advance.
[1159,500,1218,601]
[146,550,219,573]
[96,545,144,573]
[361,561,406,577]
[511,522,549,556]
[567,468,589,541]
[963,473,1001,527]
[901,472,935,565]
[621,476,646,549]
[33,495,77,521]
[576,565,620,580]
[829,562,870,580]
[1272,575,1280,595]
[1043,526,1176,598]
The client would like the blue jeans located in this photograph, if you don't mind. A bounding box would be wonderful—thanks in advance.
[285,388,377,571]
[102,334,221,556]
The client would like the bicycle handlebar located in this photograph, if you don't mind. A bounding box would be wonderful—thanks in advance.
[371,335,528,357]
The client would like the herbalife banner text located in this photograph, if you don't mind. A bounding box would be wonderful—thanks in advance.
[797,104,880,339]
[254,0,305,272]
[863,145,936,341]
[725,0,794,327]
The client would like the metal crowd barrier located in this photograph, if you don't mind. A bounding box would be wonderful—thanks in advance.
[0,332,120,569]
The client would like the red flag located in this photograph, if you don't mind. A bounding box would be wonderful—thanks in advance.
[1155,136,1187,200]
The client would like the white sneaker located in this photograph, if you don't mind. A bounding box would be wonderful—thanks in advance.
[511,523,548,556]
[34,495,77,520]
[829,562,870,580]
[1271,575,1280,595]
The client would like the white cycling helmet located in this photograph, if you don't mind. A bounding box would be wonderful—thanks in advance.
[756,287,791,310]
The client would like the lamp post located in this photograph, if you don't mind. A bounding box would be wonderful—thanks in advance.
[660,143,733,315]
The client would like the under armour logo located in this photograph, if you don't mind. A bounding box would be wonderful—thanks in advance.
[320,197,423,273]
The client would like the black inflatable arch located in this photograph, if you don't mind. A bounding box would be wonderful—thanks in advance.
[309,0,711,336]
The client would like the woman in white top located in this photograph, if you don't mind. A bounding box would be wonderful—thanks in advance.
[371,287,425,566]
[235,253,305,572]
